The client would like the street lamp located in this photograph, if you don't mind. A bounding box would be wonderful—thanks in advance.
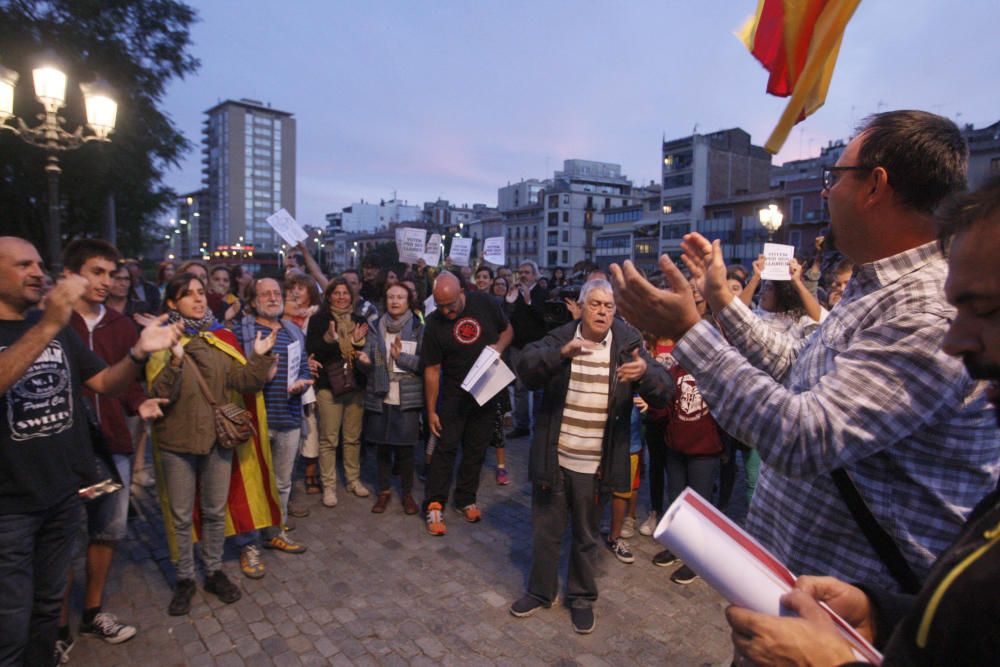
[758,204,784,242]
[0,56,118,270]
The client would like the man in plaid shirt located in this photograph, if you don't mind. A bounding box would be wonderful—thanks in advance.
[611,110,999,592]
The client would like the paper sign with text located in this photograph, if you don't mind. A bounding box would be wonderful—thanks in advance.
[397,228,427,264]
[482,237,506,266]
[266,209,308,246]
[761,243,795,281]
[449,238,473,267]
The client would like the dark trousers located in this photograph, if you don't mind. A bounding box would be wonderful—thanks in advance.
[528,467,601,610]
[645,422,668,514]
[0,493,81,667]
[665,448,721,504]
[377,444,414,494]
[425,394,497,508]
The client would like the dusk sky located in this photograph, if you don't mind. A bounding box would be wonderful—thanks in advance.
[162,1,999,228]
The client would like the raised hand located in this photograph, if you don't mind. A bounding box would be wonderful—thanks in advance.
[564,297,581,320]
[323,320,339,344]
[267,354,279,381]
[560,339,599,359]
[679,233,730,310]
[609,257,701,341]
[137,397,170,420]
[132,312,159,328]
[223,299,241,321]
[352,322,368,344]
[253,328,278,356]
[789,258,803,284]
[135,315,182,358]
[354,351,371,366]
[752,253,766,278]
[390,336,403,361]
[616,348,647,382]
[288,378,314,395]
[42,274,89,328]
[307,353,321,379]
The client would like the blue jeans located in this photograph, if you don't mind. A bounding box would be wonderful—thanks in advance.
[0,493,81,666]
[159,447,233,579]
[85,454,133,542]
[665,448,721,505]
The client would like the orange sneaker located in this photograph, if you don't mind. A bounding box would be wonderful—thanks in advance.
[426,502,447,536]
[455,503,482,523]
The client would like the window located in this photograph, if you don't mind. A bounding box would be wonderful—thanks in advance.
[661,223,691,240]
[561,251,568,264]
[586,196,594,209]
[562,194,569,205]
[791,197,804,223]
[604,198,611,209]
[547,231,558,245]
[562,230,569,242]
[548,251,558,265]
[663,173,693,189]
[562,211,569,223]
[548,195,559,208]
[548,212,559,227]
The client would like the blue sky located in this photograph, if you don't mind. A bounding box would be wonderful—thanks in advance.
[163,1,999,227]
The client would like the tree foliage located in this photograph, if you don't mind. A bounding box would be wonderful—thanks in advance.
[0,0,199,257]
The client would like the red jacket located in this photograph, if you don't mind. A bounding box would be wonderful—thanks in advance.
[70,308,147,454]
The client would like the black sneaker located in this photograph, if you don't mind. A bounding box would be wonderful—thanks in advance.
[168,579,196,616]
[670,564,699,585]
[607,537,635,564]
[204,570,242,604]
[79,612,137,644]
[652,549,680,567]
[509,594,554,618]
[570,606,595,634]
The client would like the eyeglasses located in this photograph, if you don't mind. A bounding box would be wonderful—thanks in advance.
[822,165,872,190]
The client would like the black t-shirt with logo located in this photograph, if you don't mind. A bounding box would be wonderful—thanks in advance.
[0,312,106,514]
[423,291,508,392]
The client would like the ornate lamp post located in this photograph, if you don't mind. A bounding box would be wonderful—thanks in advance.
[758,203,784,242]
[0,57,117,270]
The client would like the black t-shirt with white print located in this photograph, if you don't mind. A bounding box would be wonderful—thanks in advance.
[0,311,106,514]
[422,291,508,392]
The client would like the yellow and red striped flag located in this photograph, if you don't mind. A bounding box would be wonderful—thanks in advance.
[738,0,862,154]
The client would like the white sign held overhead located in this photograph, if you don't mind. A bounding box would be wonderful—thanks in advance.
[482,237,505,266]
[397,228,427,264]
[449,237,473,267]
[760,243,795,281]
[266,208,308,246]
[421,233,442,266]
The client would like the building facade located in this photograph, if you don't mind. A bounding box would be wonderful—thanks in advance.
[202,98,296,253]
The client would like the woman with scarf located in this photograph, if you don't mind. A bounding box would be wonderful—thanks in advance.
[306,277,370,508]
[355,283,424,514]
[146,273,277,616]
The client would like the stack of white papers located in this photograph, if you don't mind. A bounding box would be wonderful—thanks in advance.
[461,347,515,406]
[654,489,883,665]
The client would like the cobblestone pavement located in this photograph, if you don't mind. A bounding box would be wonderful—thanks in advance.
[65,436,737,666]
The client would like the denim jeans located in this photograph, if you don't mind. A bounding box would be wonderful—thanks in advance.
[665,448,721,504]
[0,493,81,666]
[527,467,601,609]
[266,427,300,538]
[159,447,233,579]
[85,454,133,542]
[509,346,542,431]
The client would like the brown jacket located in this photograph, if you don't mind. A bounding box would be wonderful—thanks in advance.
[150,334,274,455]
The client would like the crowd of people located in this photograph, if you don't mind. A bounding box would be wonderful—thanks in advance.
[1,109,998,666]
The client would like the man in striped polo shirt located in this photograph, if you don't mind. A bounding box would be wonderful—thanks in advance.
[508,279,672,634]
[235,277,315,578]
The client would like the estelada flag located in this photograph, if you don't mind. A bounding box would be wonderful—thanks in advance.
[738,0,861,154]
[146,327,281,563]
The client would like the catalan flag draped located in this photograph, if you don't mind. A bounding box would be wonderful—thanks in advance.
[147,328,281,563]
[738,0,862,153]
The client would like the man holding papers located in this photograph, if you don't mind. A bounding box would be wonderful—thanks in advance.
[508,279,670,634]
[422,272,512,536]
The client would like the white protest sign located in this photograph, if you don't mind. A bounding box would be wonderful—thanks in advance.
[286,340,302,392]
[449,237,473,267]
[397,227,427,264]
[421,233,442,266]
[482,237,505,266]
[266,208,308,246]
[760,243,795,281]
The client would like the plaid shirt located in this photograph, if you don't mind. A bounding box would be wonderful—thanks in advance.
[674,241,999,591]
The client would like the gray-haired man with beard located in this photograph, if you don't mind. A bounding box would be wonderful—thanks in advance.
[235,277,314,579]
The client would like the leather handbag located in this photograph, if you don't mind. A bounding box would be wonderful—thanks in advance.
[186,356,256,449]
[326,356,357,397]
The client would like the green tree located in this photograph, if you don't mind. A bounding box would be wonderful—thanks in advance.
[0,0,199,258]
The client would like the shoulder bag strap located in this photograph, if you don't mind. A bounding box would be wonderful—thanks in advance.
[831,467,921,594]
[182,352,219,409]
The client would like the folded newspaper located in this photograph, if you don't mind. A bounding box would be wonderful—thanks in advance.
[654,488,883,665]
[460,346,515,406]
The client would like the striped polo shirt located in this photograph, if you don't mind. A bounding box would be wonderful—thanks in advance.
[557,325,613,475]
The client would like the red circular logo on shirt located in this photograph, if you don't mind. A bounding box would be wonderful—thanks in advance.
[453,317,482,345]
